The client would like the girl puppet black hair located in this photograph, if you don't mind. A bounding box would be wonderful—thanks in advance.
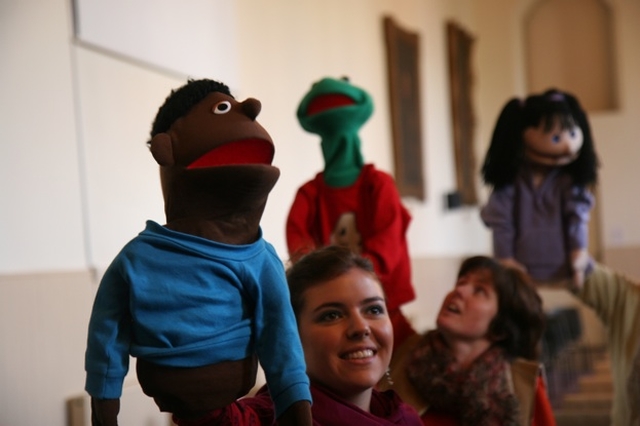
[480,88,599,287]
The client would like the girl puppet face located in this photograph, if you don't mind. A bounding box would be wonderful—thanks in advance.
[297,267,393,400]
[523,115,584,167]
[436,267,499,345]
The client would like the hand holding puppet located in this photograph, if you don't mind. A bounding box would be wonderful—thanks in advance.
[84,79,311,426]
[286,76,416,347]
[480,88,599,287]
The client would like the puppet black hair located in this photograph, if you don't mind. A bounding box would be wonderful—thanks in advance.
[150,79,233,138]
[481,88,599,189]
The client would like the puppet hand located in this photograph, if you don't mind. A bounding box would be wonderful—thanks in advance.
[571,249,590,291]
[330,212,362,254]
[91,398,120,426]
[276,400,312,426]
[498,257,528,274]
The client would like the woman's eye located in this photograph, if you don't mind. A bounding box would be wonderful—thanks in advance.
[474,286,487,296]
[570,130,576,138]
[366,304,386,316]
[317,311,341,322]
[552,134,561,143]
[213,101,232,114]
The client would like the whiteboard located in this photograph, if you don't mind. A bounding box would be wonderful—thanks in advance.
[73,0,240,88]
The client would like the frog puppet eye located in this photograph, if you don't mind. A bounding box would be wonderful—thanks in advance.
[213,101,232,115]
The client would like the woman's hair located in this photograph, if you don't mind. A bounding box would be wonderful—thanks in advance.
[286,245,378,319]
[481,88,599,189]
[457,256,545,360]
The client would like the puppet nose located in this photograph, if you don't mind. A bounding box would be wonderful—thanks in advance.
[241,98,262,121]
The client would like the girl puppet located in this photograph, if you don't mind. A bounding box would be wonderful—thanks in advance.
[480,88,599,287]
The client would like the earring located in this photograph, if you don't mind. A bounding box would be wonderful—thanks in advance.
[385,368,394,386]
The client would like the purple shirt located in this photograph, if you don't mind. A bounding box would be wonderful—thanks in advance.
[481,167,594,282]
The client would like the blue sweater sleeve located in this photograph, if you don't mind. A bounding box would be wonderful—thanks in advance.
[84,257,132,399]
[250,244,311,417]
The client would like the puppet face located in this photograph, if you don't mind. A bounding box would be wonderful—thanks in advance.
[523,117,583,167]
[296,77,373,136]
[149,92,274,169]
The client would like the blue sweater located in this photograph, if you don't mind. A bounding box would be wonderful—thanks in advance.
[85,221,310,416]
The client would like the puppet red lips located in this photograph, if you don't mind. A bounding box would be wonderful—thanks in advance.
[187,138,274,169]
[306,94,355,116]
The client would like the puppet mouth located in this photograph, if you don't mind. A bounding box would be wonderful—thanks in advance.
[187,139,274,169]
[525,148,578,166]
[306,94,355,116]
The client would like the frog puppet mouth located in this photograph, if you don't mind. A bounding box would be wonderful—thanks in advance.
[305,93,356,116]
[187,138,274,169]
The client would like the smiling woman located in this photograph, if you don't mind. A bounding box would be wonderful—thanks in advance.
[279,245,421,425]
[287,245,396,414]
[175,245,423,425]
[278,246,422,426]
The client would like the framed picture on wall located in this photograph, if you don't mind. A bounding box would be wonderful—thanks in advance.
[447,21,478,205]
[383,16,425,201]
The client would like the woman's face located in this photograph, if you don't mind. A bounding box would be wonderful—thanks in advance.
[297,267,393,400]
[436,268,499,344]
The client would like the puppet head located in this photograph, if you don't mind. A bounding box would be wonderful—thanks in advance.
[297,76,373,136]
[296,77,374,187]
[481,88,598,189]
[148,79,279,243]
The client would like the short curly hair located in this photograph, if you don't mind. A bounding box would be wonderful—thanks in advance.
[150,79,233,138]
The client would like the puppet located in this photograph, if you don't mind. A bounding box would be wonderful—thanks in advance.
[84,79,312,426]
[480,88,599,287]
[286,76,416,348]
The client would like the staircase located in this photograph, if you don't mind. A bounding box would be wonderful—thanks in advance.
[552,350,613,426]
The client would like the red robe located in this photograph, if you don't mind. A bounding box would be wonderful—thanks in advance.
[286,164,415,314]
[173,384,422,425]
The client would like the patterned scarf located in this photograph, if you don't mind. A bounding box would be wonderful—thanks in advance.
[405,330,519,426]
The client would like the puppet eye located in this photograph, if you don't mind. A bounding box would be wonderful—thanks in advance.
[552,134,561,143]
[213,101,232,115]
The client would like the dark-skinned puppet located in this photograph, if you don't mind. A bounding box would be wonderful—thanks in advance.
[286,76,416,348]
[480,88,599,288]
[84,79,312,426]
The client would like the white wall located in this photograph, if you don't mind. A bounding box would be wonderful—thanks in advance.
[73,0,240,88]
[8,0,639,276]
[0,0,87,273]
[233,0,492,259]
[472,0,640,252]
[0,271,95,426]
[1,0,492,277]
[2,0,639,425]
